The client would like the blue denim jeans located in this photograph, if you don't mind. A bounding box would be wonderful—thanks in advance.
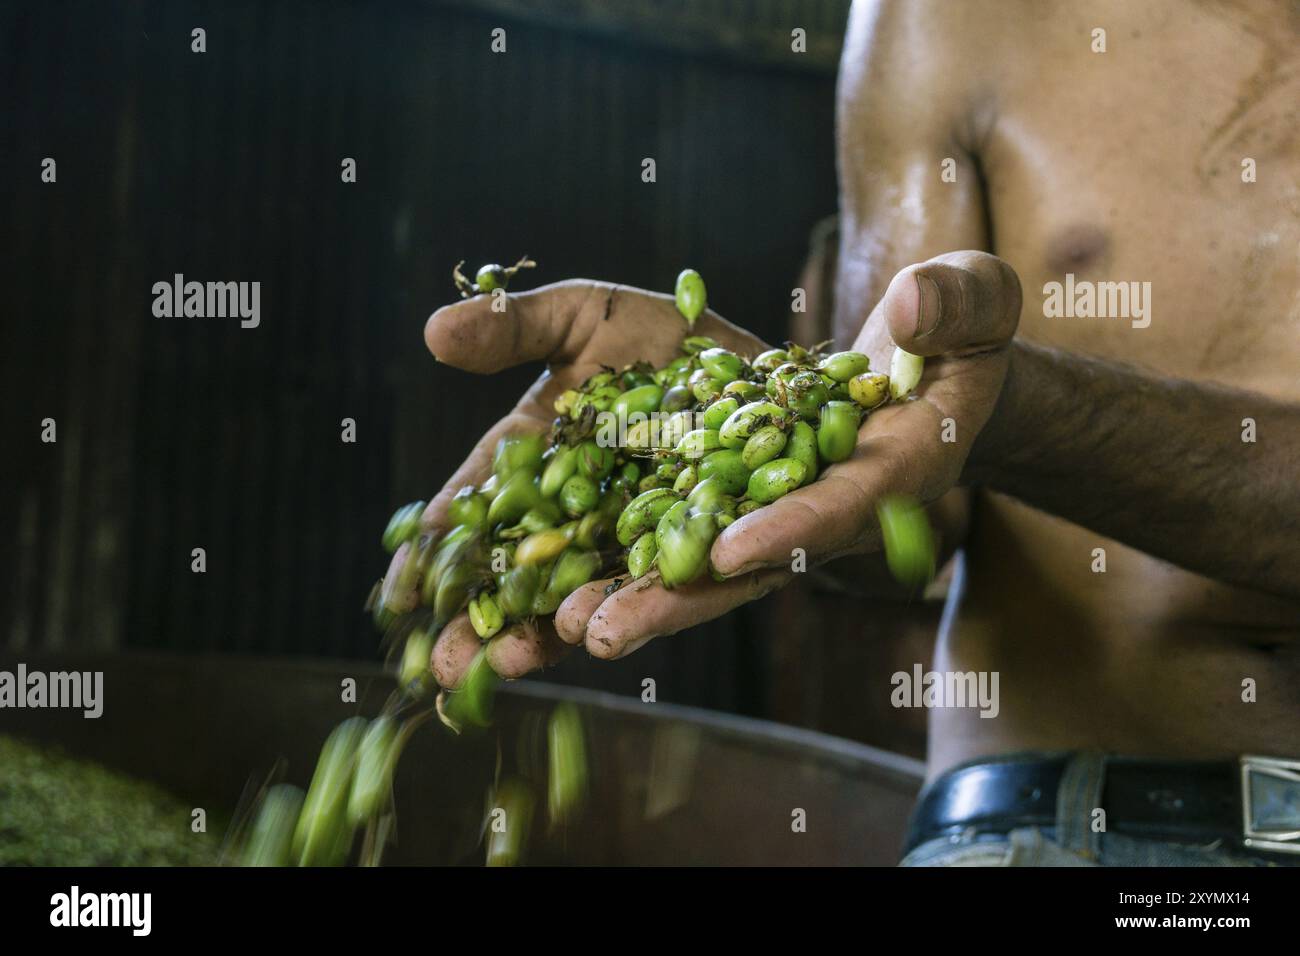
[900,752,1300,867]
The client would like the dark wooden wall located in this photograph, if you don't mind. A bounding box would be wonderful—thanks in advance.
[0,0,850,717]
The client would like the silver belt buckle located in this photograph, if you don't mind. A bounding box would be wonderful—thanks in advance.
[1241,755,1300,854]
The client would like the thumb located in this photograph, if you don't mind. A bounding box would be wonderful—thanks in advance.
[880,251,1022,356]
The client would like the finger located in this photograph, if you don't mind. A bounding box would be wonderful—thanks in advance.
[877,251,1021,356]
[425,280,605,373]
[430,615,481,688]
[583,567,791,660]
[554,578,614,645]
[421,412,547,530]
[484,616,570,678]
[431,615,570,687]
[711,435,922,576]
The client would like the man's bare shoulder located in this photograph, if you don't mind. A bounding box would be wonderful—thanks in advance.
[841,0,1086,151]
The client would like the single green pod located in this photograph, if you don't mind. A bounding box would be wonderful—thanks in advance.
[497,563,541,619]
[699,347,744,381]
[553,388,581,416]
[742,424,788,470]
[698,449,751,495]
[242,784,306,867]
[702,396,741,431]
[468,590,506,639]
[889,347,925,399]
[672,463,699,494]
[654,499,690,550]
[659,384,694,413]
[680,334,719,354]
[475,264,507,293]
[656,458,686,482]
[515,527,574,566]
[442,647,498,730]
[548,547,602,597]
[611,384,664,420]
[747,458,808,504]
[817,350,871,382]
[559,473,600,517]
[448,488,489,529]
[493,433,546,478]
[627,531,657,578]
[674,269,708,327]
[347,716,404,826]
[381,501,425,554]
[576,440,616,481]
[736,498,762,517]
[689,369,724,404]
[531,548,598,615]
[751,348,790,373]
[849,371,891,409]
[539,446,579,498]
[293,717,367,866]
[722,380,765,402]
[655,501,718,589]
[487,471,542,526]
[486,777,536,867]
[530,575,564,615]
[548,702,589,827]
[769,361,804,383]
[675,427,724,460]
[784,420,819,485]
[399,628,434,695]
[817,400,860,463]
[686,476,734,516]
[784,371,831,420]
[877,494,936,587]
[719,401,786,449]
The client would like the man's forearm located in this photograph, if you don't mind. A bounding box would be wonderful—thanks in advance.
[966,339,1300,599]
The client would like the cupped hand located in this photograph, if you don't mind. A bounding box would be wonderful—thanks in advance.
[400,279,768,686]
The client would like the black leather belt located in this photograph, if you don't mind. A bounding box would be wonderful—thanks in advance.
[903,753,1300,860]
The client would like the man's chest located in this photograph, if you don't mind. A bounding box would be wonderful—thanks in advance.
[980,26,1299,395]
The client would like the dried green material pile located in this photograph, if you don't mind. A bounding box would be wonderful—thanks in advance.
[0,734,217,866]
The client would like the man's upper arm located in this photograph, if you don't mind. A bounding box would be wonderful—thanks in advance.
[833,0,996,337]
